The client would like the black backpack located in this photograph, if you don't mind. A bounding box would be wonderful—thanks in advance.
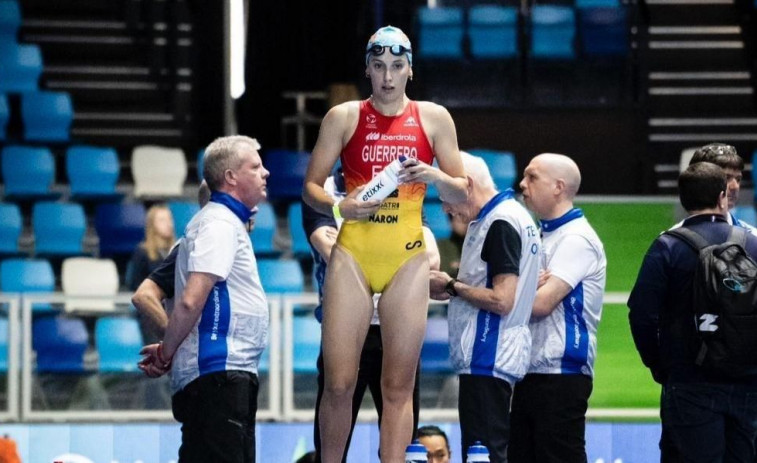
[665,226,757,378]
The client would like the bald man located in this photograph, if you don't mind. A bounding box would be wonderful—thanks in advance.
[509,153,607,463]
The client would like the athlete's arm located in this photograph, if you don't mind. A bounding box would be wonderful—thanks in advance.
[406,102,467,204]
[303,103,381,220]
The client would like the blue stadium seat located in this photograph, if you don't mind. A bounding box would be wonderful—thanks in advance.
[66,145,124,202]
[32,202,86,256]
[578,7,629,57]
[417,6,465,59]
[197,148,205,181]
[733,206,757,227]
[0,316,7,372]
[293,316,321,374]
[0,42,42,93]
[250,201,277,256]
[576,0,620,8]
[424,202,452,240]
[0,258,55,313]
[530,5,577,59]
[257,258,304,294]
[421,317,453,373]
[0,202,21,255]
[468,5,519,59]
[1,145,61,201]
[0,0,20,43]
[32,316,89,372]
[95,203,146,257]
[0,93,8,140]
[288,202,312,256]
[95,316,143,373]
[168,200,200,237]
[751,151,757,203]
[21,91,74,141]
[469,149,518,190]
[264,149,310,201]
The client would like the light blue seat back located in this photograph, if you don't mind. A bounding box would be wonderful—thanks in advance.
[1,145,57,198]
[0,202,21,254]
[95,316,144,373]
[66,145,121,197]
[0,93,8,140]
[0,317,8,372]
[417,6,465,59]
[0,0,21,43]
[469,5,519,59]
[168,200,200,237]
[469,149,518,190]
[0,258,55,313]
[288,202,311,256]
[531,5,576,59]
[250,202,277,255]
[0,42,42,92]
[257,258,304,294]
[734,206,757,227]
[21,91,74,141]
[33,202,86,256]
[424,202,452,240]
[293,316,321,374]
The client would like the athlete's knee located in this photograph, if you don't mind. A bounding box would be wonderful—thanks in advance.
[323,376,358,399]
[381,375,415,404]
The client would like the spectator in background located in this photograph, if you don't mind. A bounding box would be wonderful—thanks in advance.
[429,152,540,462]
[138,135,269,463]
[128,203,176,344]
[629,162,757,462]
[417,425,452,463]
[509,153,607,463]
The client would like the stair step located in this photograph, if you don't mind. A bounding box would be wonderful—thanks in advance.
[648,86,752,95]
[649,133,757,142]
[649,118,757,126]
[649,25,741,34]
[649,71,750,80]
[649,40,743,49]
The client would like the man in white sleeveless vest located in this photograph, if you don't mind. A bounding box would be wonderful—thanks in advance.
[430,152,541,463]
[509,153,607,463]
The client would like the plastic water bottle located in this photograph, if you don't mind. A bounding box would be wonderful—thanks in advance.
[356,155,407,203]
[405,439,428,463]
[466,441,490,462]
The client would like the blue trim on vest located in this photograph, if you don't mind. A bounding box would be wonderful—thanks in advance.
[471,309,501,377]
[210,191,254,224]
[476,189,515,222]
[198,280,231,375]
[540,208,584,233]
[561,282,589,374]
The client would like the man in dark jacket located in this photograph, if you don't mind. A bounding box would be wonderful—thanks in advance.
[628,162,757,462]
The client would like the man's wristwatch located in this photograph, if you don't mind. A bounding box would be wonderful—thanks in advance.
[445,278,458,297]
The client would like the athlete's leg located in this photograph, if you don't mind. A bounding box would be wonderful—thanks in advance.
[318,245,374,463]
[376,252,429,462]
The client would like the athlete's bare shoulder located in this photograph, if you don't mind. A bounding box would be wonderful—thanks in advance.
[415,100,454,136]
[322,100,361,137]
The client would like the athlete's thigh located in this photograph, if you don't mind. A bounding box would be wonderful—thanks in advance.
[376,253,429,375]
[321,245,375,378]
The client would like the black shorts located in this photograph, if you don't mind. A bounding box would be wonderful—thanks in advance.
[172,370,259,463]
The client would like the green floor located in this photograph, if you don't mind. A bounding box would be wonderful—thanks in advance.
[590,303,660,410]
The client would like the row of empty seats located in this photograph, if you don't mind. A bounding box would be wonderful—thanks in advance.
[1,145,188,201]
[417,4,629,61]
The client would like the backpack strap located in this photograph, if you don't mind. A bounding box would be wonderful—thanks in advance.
[664,227,711,251]
[727,225,748,248]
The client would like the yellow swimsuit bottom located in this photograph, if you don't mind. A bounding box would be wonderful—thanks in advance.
[336,184,426,294]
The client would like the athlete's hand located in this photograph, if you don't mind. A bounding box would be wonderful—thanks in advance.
[398,158,440,185]
[337,185,381,220]
[429,270,452,301]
